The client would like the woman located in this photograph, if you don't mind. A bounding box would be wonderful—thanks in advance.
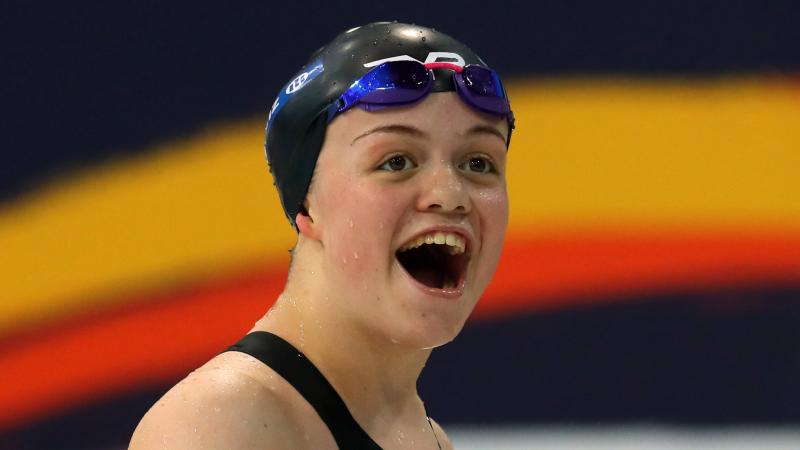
[130,21,513,449]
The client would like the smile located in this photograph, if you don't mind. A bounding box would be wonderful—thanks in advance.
[395,230,471,292]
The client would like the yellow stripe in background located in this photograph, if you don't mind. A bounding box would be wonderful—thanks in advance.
[507,76,800,229]
[0,122,295,332]
[1,76,799,333]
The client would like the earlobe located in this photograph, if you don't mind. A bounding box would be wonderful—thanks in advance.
[295,210,318,240]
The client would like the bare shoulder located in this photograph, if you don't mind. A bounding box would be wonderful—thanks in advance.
[429,417,455,450]
[129,352,314,450]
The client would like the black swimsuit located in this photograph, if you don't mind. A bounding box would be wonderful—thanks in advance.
[226,331,441,450]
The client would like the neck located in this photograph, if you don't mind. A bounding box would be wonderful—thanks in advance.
[252,284,431,423]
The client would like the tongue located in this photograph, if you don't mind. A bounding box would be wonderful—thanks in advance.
[409,265,444,289]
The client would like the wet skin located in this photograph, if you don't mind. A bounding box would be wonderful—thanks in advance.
[299,91,509,350]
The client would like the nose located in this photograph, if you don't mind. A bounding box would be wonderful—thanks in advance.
[417,164,471,215]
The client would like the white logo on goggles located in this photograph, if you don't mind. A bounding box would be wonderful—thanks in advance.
[363,51,465,68]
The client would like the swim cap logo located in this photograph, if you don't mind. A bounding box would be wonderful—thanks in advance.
[267,59,324,133]
[285,63,324,94]
[364,52,466,68]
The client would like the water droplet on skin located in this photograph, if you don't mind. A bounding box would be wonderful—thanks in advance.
[213,406,221,413]
[353,252,359,260]
[299,323,305,348]
[348,219,354,228]
[342,256,348,264]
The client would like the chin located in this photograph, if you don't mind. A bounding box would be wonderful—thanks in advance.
[389,292,478,350]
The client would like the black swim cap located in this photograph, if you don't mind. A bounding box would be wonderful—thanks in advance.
[265,22,506,228]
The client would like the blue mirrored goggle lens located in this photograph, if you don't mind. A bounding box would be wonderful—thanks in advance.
[455,65,510,115]
[329,61,510,122]
[332,61,430,120]
[358,61,430,102]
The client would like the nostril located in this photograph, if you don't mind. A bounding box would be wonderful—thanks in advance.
[425,202,468,213]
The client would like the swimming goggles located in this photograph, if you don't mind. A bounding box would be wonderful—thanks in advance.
[326,60,514,129]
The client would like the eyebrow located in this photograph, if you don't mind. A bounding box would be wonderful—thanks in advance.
[350,123,507,146]
[464,124,507,144]
[351,124,427,145]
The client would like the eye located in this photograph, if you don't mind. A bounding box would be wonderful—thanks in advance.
[459,156,495,174]
[378,154,416,172]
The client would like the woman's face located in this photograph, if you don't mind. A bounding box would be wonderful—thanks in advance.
[305,92,509,348]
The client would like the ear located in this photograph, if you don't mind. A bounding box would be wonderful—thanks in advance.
[295,206,320,240]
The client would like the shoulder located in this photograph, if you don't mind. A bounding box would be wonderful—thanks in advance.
[429,417,455,450]
[129,352,310,450]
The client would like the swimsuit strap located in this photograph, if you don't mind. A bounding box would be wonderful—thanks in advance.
[226,331,382,449]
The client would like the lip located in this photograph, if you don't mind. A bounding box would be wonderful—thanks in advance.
[394,225,474,299]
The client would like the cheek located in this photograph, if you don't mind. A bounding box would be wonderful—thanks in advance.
[475,184,509,267]
[321,180,407,272]
[477,184,509,234]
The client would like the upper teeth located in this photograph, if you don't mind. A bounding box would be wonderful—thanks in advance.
[399,231,466,255]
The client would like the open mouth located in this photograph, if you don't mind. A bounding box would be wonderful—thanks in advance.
[395,231,470,290]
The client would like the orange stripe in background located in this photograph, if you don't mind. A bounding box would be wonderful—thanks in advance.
[2,229,799,431]
[479,228,800,318]
[0,267,286,432]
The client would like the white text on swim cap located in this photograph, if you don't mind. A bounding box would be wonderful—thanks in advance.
[364,52,465,68]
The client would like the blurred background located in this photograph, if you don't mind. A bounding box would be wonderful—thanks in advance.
[2,1,800,448]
